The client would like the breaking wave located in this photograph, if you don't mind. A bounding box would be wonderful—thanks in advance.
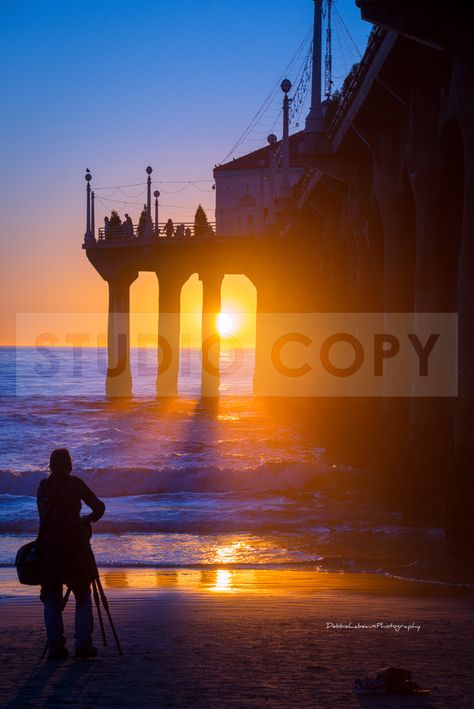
[0,462,365,498]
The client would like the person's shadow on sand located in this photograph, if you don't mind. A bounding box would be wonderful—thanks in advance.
[5,656,97,709]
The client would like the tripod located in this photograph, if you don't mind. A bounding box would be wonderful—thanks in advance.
[40,568,123,659]
[91,574,123,655]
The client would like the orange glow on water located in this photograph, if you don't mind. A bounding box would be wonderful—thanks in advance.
[212,569,233,592]
[11,274,257,348]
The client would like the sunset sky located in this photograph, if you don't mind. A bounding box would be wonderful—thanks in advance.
[0,0,370,346]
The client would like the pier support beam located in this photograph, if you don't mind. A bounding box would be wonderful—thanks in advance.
[253,281,276,397]
[403,168,453,523]
[373,132,416,506]
[445,41,474,557]
[156,274,183,397]
[401,68,461,524]
[106,278,136,397]
[200,272,223,397]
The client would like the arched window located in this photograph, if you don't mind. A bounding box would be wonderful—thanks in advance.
[239,194,257,209]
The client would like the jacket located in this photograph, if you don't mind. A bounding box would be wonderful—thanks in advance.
[37,473,105,591]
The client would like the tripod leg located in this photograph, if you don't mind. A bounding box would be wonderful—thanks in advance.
[62,587,72,611]
[91,578,107,646]
[95,576,124,656]
[40,640,49,661]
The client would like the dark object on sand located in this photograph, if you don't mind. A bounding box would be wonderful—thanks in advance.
[354,666,431,696]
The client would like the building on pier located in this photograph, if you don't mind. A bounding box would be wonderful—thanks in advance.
[214,132,305,237]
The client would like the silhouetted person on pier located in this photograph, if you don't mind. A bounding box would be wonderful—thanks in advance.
[185,227,192,238]
[109,210,122,239]
[104,216,111,240]
[123,213,134,239]
[37,448,105,660]
[175,223,185,238]
[137,204,147,238]
[165,218,175,238]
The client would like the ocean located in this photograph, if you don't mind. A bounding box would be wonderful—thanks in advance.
[0,346,449,584]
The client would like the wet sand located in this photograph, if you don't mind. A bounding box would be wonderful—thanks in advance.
[1,568,473,708]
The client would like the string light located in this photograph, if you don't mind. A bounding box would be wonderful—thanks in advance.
[117,186,146,199]
[93,182,144,191]
[219,26,313,164]
[156,183,192,195]
[93,179,213,190]
[97,195,213,211]
[333,4,362,58]
[231,34,312,157]
[219,0,365,163]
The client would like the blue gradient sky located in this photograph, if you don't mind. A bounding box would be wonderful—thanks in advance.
[0,0,371,344]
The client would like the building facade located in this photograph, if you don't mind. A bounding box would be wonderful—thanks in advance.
[213,133,305,236]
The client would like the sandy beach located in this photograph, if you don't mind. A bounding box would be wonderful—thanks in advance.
[1,568,473,708]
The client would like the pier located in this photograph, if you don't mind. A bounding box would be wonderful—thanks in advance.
[82,0,474,555]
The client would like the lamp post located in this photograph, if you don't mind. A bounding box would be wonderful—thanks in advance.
[279,79,292,201]
[154,190,160,234]
[91,190,95,239]
[258,159,266,233]
[84,169,95,245]
[267,133,277,225]
[144,166,154,238]
[305,0,326,133]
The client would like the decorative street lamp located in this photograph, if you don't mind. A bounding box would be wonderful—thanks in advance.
[154,190,160,234]
[84,169,95,245]
[144,166,154,238]
[91,190,95,239]
[279,79,292,201]
[267,133,277,224]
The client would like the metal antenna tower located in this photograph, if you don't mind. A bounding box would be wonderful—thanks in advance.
[324,0,333,99]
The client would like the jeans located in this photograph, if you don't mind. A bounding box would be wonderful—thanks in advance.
[42,584,93,648]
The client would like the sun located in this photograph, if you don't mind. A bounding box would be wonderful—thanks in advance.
[217,312,233,336]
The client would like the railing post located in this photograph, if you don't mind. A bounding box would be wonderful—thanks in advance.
[84,169,96,245]
[144,166,154,239]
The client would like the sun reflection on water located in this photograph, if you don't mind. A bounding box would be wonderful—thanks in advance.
[213,541,251,564]
[212,569,233,592]
[96,566,353,598]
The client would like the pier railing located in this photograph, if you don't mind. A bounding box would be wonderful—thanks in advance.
[327,26,387,142]
[97,221,217,242]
